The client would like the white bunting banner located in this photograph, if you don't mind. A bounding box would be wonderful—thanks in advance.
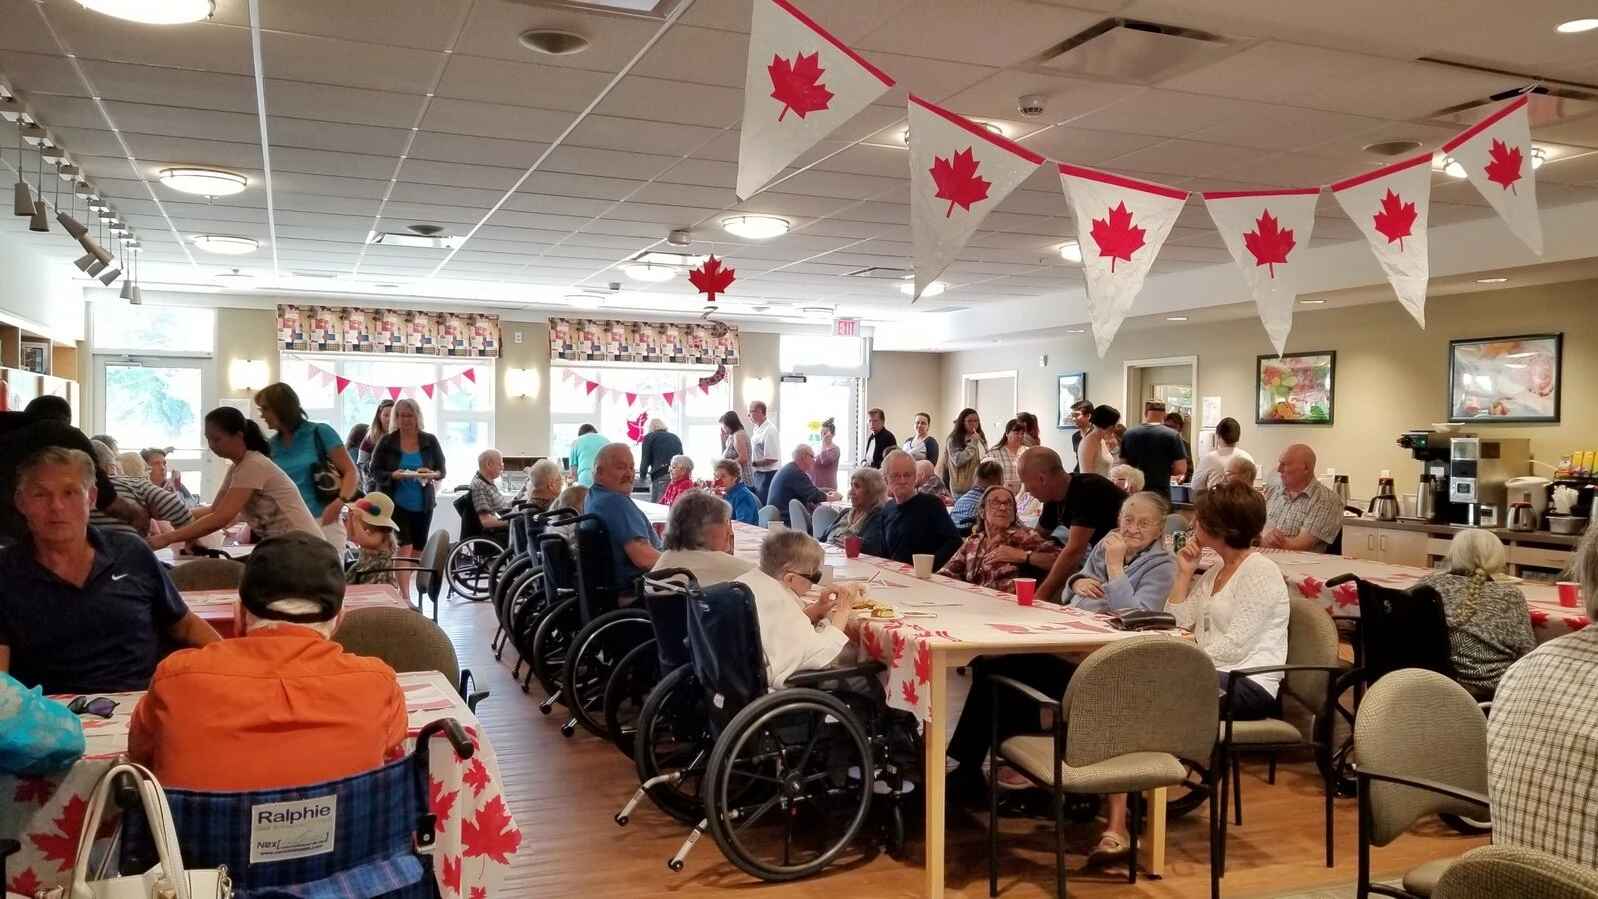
[736,0,895,200]
[908,94,1044,301]
[1058,163,1189,357]
[1204,189,1322,355]
[1331,152,1433,327]
[1440,95,1542,257]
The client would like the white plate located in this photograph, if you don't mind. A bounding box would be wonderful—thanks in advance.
[901,610,939,619]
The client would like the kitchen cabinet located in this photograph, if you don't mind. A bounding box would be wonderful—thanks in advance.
[1340,525,1429,567]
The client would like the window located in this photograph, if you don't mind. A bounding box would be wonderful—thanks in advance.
[90,304,215,354]
[779,334,868,377]
[279,355,494,487]
[549,365,731,477]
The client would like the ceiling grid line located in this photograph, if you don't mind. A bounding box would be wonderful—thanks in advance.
[246,0,280,278]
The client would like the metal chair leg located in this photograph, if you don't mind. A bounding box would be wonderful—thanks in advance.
[1053,783,1066,899]
[1324,766,1336,868]
[1127,791,1139,884]
[1268,753,1277,785]
[1231,751,1243,826]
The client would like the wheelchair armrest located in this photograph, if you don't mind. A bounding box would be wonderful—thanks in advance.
[1326,573,1358,588]
[459,669,489,713]
[786,661,887,688]
[1352,765,1488,810]
[990,674,1061,711]
[417,718,474,761]
[0,837,18,862]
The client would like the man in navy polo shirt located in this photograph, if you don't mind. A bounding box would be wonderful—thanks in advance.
[0,447,220,695]
[582,443,661,592]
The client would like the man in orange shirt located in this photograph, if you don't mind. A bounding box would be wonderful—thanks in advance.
[129,532,408,791]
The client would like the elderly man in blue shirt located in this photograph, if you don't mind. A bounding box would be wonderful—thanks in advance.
[582,442,662,592]
[766,443,841,526]
[950,459,1005,533]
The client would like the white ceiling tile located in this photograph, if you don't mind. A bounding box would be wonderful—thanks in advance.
[260,0,471,52]
[0,51,91,97]
[630,25,748,89]
[851,52,996,104]
[275,147,398,181]
[596,77,744,129]
[1065,89,1274,138]
[940,70,1139,126]
[267,81,425,129]
[398,158,522,191]
[1187,107,1389,153]
[404,132,547,168]
[1206,152,1363,188]
[564,115,725,158]
[856,0,1104,68]
[1158,41,1394,104]
[1017,126,1167,166]
[261,32,443,94]
[268,117,415,157]
[680,0,916,39]
[453,4,662,70]
[418,97,575,142]
[270,172,391,200]
[79,61,259,114]
[116,134,262,171]
[1291,62,1525,120]
[433,54,613,111]
[1103,139,1276,178]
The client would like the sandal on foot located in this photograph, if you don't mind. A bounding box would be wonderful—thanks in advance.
[993,768,1032,790]
[1085,831,1130,868]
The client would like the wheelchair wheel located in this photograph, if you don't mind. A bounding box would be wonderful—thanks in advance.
[703,688,875,882]
[1313,669,1362,797]
[562,609,653,738]
[1165,760,1217,819]
[1440,813,1492,835]
[531,597,582,700]
[605,640,661,758]
[636,664,713,826]
[446,538,505,600]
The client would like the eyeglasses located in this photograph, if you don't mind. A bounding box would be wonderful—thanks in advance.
[786,569,824,585]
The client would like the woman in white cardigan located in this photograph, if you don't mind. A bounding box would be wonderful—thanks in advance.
[1091,480,1288,868]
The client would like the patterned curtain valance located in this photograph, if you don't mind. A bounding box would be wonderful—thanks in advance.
[549,318,740,365]
[276,305,501,358]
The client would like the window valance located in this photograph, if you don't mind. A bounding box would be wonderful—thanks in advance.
[549,318,739,365]
[276,305,501,358]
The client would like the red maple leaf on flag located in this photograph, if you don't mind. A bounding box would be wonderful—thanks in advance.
[1484,139,1524,193]
[1242,210,1295,278]
[1529,609,1549,629]
[890,630,906,664]
[14,776,55,805]
[462,757,491,797]
[901,679,920,707]
[1331,581,1359,609]
[914,643,931,684]
[441,855,462,894]
[930,147,991,218]
[7,867,42,898]
[1565,616,1589,633]
[1371,189,1417,250]
[768,52,833,122]
[471,888,488,899]
[1297,575,1324,599]
[688,256,736,303]
[430,776,459,829]
[30,794,90,871]
[1089,201,1146,273]
[461,795,522,864]
[625,412,649,443]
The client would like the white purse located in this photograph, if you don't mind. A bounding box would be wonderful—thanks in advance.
[42,762,231,899]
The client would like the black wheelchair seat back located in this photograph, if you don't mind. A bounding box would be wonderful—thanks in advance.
[1356,578,1457,681]
[536,531,578,602]
[574,513,634,622]
[684,579,767,724]
[453,490,482,542]
[643,569,695,672]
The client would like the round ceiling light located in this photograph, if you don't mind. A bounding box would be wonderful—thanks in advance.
[622,262,676,283]
[519,29,590,55]
[213,268,253,286]
[1058,241,1083,263]
[722,215,790,240]
[192,234,259,255]
[1441,155,1466,179]
[1362,139,1423,157]
[899,280,945,297]
[160,167,247,196]
[78,0,215,25]
[1557,18,1598,33]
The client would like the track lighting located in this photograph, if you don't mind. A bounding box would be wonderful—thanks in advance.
[11,120,31,217]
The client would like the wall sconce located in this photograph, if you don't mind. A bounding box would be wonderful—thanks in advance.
[229,358,269,392]
[504,367,538,398]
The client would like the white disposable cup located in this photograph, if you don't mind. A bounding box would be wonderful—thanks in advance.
[820,564,835,587]
[768,521,785,533]
[913,554,934,579]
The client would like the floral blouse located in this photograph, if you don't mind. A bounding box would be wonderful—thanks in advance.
[938,525,1051,594]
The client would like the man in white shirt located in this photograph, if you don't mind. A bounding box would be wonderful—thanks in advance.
[747,400,781,506]
[1191,417,1253,494]
[736,529,854,689]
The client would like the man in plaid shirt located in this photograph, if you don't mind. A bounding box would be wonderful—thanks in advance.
[1487,529,1598,866]
[1259,444,1344,552]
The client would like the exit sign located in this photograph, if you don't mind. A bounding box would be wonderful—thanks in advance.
[833,318,859,337]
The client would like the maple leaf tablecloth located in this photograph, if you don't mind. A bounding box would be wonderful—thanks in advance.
[181,583,413,638]
[0,672,519,899]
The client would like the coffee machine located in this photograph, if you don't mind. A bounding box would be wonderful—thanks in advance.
[1447,436,1532,527]
[1397,430,1452,523]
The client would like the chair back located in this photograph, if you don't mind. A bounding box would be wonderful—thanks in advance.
[453,490,483,542]
[167,557,245,591]
[573,513,627,622]
[643,569,695,671]
[332,605,461,684]
[1433,845,1598,899]
[1353,668,1487,846]
[788,499,810,534]
[1164,514,1188,536]
[811,503,840,539]
[1357,580,1455,681]
[536,531,578,606]
[684,579,766,720]
[1283,596,1339,713]
[415,530,451,602]
[1061,636,1218,768]
[758,504,780,527]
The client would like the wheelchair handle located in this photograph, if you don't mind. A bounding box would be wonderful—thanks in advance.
[642,570,701,595]
[1326,572,1358,588]
[112,770,142,811]
[417,718,474,760]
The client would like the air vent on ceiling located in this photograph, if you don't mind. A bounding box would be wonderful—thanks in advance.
[366,231,464,249]
[506,0,687,21]
[1036,18,1232,84]
[291,271,340,279]
[842,266,913,280]
[1417,75,1598,128]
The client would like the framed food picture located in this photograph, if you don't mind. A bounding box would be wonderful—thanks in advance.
[1448,333,1561,423]
[1055,372,1086,429]
[1256,351,1335,425]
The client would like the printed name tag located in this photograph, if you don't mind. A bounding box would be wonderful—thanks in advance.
[249,795,338,863]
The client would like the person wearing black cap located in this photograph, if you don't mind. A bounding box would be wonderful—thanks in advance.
[128,532,408,792]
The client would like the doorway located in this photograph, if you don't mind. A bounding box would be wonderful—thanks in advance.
[1123,356,1197,444]
[778,375,859,470]
[93,355,218,497]
[962,370,1017,444]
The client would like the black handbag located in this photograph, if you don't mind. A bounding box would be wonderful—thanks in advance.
[309,425,343,504]
[1109,609,1178,631]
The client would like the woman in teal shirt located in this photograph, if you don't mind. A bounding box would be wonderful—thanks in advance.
[254,382,359,546]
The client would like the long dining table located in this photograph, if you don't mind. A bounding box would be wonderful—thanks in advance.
[181,582,413,638]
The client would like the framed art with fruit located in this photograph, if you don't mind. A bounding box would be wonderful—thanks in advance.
[1256,351,1335,425]
[1448,333,1561,423]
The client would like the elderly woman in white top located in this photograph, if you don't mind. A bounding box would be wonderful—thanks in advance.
[653,490,755,587]
[735,530,856,689]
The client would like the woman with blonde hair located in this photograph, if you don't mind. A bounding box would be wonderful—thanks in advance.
[369,398,447,598]
[1418,528,1536,698]
[254,382,359,546]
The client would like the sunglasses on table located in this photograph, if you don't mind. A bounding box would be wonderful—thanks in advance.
[68,696,118,718]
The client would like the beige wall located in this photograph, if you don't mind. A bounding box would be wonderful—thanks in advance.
[735,331,780,415]
[495,321,551,457]
[217,307,280,399]
[943,280,1598,501]
[866,350,944,438]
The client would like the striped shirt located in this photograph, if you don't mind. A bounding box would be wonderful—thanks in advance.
[89,476,194,537]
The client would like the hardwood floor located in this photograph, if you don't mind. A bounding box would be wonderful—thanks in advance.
[436,592,1484,898]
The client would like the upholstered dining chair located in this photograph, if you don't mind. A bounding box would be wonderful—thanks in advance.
[167,557,245,591]
[787,499,811,535]
[810,503,840,540]
[1432,845,1598,898]
[333,605,487,712]
[757,504,780,528]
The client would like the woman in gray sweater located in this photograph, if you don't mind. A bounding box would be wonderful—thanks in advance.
[1065,491,1177,614]
[1418,528,1536,699]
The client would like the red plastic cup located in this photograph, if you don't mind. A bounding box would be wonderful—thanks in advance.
[1558,581,1581,608]
[1014,578,1036,606]
[844,536,862,558]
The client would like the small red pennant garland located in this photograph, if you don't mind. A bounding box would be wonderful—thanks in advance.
[625,392,637,406]
[335,376,350,393]
[421,383,434,399]
[585,381,599,396]
[557,370,720,407]
[388,386,402,400]
[462,368,476,383]
[294,359,478,399]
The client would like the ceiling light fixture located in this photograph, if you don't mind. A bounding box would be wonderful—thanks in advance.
[1065,328,1085,334]
[622,262,676,283]
[722,215,790,240]
[518,28,590,55]
[1058,241,1083,263]
[77,0,215,25]
[1476,277,1509,284]
[1299,299,1326,305]
[900,280,945,297]
[1442,155,1466,178]
[159,167,247,197]
[11,120,33,217]
[214,268,252,286]
[1557,18,1598,33]
[1166,316,1189,322]
[1531,147,1547,169]
[192,234,259,255]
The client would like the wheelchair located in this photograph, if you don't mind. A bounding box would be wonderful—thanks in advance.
[602,567,697,759]
[444,491,512,601]
[119,719,475,899]
[617,573,921,882]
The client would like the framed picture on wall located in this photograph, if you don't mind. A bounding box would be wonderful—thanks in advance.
[20,341,48,375]
[1448,333,1561,423]
[1055,372,1087,429]
[1256,351,1335,425]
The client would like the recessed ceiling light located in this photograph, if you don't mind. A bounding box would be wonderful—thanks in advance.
[901,121,1001,146]
[1166,316,1189,321]
[991,339,1004,344]
[1058,241,1083,264]
[1299,299,1326,305]
[1065,328,1085,334]
[192,234,258,255]
[1557,18,1598,33]
[900,280,945,297]
[213,268,253,286]
[1531,147,1547,169]
[1476,277,1509,284]
[518,28,590,55]
[78,0,214,24]
[159,167,246,197]
[1442,155,1466,179]
[623,262,676,283]
[1362,139,1423,157]
[722,215,790,240]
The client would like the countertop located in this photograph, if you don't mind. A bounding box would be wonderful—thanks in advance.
[1344,516,1587,547]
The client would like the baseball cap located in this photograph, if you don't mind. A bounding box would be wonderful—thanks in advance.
[238,532,346,623]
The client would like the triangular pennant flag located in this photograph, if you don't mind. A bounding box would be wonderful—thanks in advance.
[736,0,895,200]
[1058,163,1189,357]
[463,368,476,383]
[625,392,637,406]
[387,386,402,400]
[319,369,334,388]
[700,384,711,395]
[1331,153,1433,327]
[356,383,371,400]
[662,391,675,407]
[1203,189,1321,355]
[402,386,416,398]
[335,376,351,395]
[908,95,1045,300]
[421,383,434,399]
[1441,95,1542,256]
[585,380,599,397]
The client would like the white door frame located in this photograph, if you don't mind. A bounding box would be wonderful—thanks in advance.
[961,370,1018,407]
[1122,355,1197,414]
[92,353,221,488]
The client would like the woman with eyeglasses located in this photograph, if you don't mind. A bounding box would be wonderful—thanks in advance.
[944,408,989,496]
[735,530,856,689]
[1065,491,1177,614]
[938,486,1051,594]
[986,418,1029,494]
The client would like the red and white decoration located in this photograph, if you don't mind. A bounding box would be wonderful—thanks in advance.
[298,360,477,401]
[559,369,685,408]
[736,0,895,200]
[1058,164,1189,358]
[1441,95,1543,257]
[1331,153,1434,327]
[907,95,1044,301]
[1204,189,1321,355]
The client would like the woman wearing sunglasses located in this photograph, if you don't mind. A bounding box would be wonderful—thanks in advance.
[736,529,856,689]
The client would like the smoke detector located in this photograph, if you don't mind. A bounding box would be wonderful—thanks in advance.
[1018,94,1046,117]
[666,229,692,247]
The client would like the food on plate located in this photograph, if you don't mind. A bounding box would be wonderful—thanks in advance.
[871,604,896,619]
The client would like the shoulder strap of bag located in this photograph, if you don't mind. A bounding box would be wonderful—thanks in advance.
[311,422,328,464]
[68,762,194,899]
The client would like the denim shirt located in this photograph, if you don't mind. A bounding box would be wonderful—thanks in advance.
[1064,535,1177,614]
